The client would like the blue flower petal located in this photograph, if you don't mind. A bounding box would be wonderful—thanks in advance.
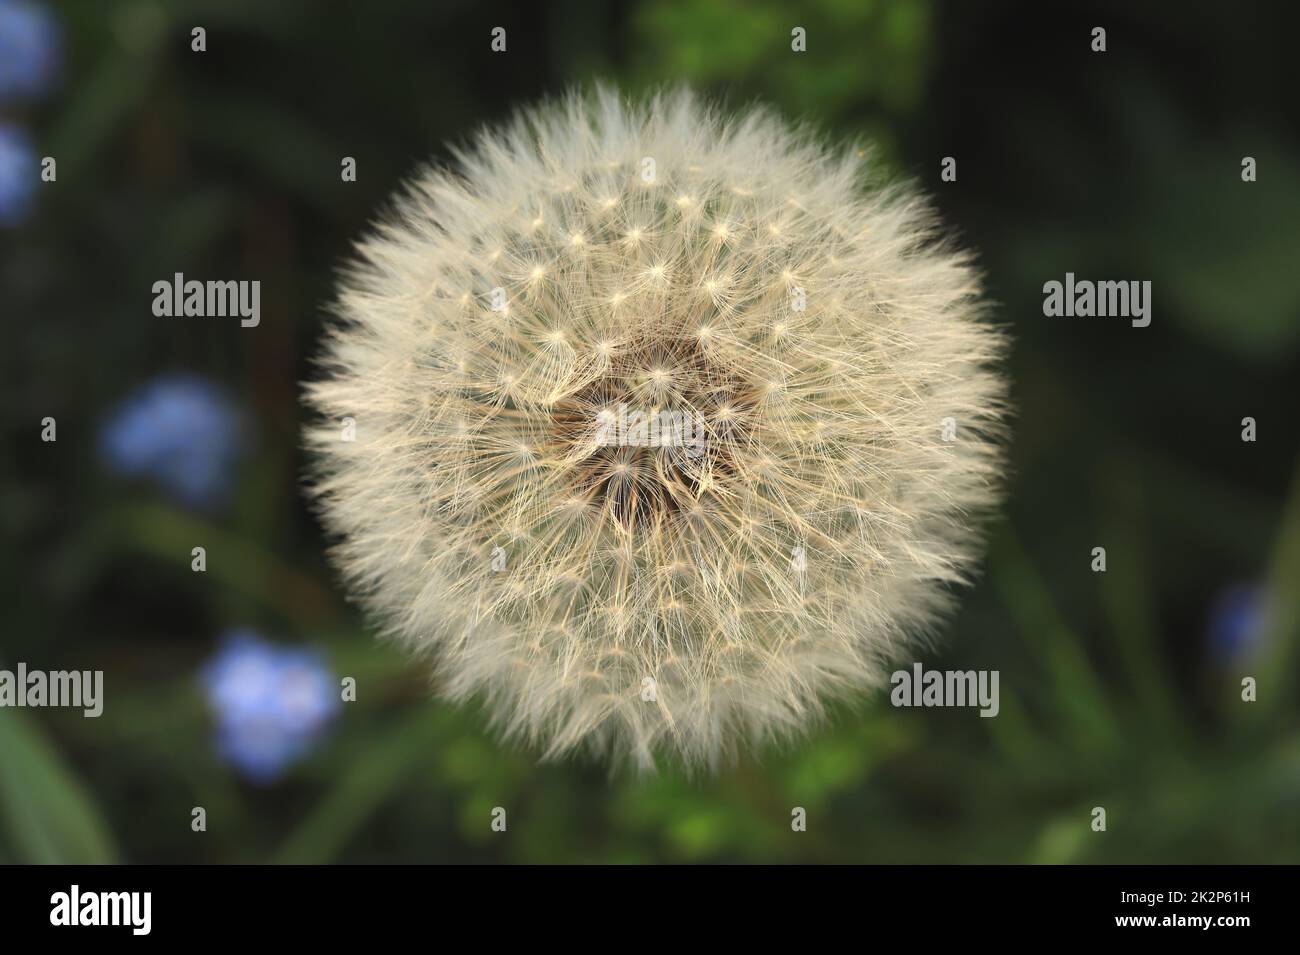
[0,1,61,102]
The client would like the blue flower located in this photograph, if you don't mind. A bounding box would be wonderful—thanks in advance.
[1206,583,1271,664]
[0,122,37,227]
[99,374,245,509]
[0,0,60,102]
[201,631,341,783]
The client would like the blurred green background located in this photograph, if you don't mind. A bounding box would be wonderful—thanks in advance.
[2,0,1298,864]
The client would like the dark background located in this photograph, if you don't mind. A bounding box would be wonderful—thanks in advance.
[2,0,1297,863]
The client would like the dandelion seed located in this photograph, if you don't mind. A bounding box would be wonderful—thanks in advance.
[304,87,1009,772]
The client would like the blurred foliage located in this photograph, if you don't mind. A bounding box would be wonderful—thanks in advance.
[1,0,1298,864]
[628,0,933,160]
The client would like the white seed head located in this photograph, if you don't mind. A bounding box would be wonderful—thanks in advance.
[304,86,1010,773]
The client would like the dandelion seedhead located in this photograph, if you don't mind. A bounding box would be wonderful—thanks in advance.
[305,87,1009,772]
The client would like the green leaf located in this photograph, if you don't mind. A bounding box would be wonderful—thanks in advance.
[0,710,118,864]
[272,708,444,864]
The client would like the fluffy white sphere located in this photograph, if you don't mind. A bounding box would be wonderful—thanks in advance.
[304,87,1009,772]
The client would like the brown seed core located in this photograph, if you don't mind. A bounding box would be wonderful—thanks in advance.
[547,338,760,530]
